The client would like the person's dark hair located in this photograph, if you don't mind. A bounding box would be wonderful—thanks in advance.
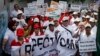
[21,7,24,13]
[8,20,17,31]
[85,26,91,29]
[17,13,22,19]
[14,4,19,9]
[49,24,54,27]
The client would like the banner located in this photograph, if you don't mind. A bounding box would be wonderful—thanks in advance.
[56,31,77,56]
[11,27,97,56]
[11,35,58,56]
[79,40,97,52]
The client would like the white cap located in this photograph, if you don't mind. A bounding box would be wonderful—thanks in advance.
[41,15,44,17]
[73,12,78,14]
[82,15,85,18]
[79,22,84,26]
[34,18,39,22]
[49,22,54,25]
[54,19,58,21]
[95,19,97,23]
[89,18,95,22]
[18,10,23,14]
[85,15,90,18]
[85,23,91,28]
[81,9,88,13]
[93,12,98,15]
[12,18,19,22]
[74,18,81,22]
[62,16,69,22]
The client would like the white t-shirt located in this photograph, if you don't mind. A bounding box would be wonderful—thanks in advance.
[13,18,27,29]
[71,24,78,32]
[79,31,96,56]
[70,17,76,25]
[80,31,96,41]
[55,25,65,32]
[91,25,97,37]
[43,20,54,27]
[63,25,74,34]
[45,29,56,45]
[3,28,16,54]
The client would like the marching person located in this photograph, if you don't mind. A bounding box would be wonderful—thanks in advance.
[23,25,32,40]
[54,19,64,33]
[45,22,55,38]
[83,15,91,25]
[45,22,56,44]
[61,16,74,33]
[56,16,77,56]
[28,16,41,28]
[70,12,78,24]
[73,22,85,38]
[29,24,44,42]
[13,13,27,29]
[2,20,18,56]
[43,17,54,29]
[10,4,23,18]
[11,28,29,56]
[79,23,96,56]
[71,17,81,33]
[89,17,97,37]
[11,28,29,47]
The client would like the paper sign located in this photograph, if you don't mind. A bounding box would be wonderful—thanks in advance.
[79,40,97,52]
[70,4,82,12]
[37,0,44,5]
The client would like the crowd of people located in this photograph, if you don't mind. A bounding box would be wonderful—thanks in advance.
[1,3,98,56]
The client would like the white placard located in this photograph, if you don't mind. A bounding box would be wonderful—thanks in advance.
[37,4,47,15]
[59,1,68,11]
[79,40,97,52]
[25,3,38,16]
[70,4,82,12]
[37,0,44,5]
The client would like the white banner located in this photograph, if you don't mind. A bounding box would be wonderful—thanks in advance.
[11,35,58,56]
[11,29,80,56]
[79,40,97,52]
